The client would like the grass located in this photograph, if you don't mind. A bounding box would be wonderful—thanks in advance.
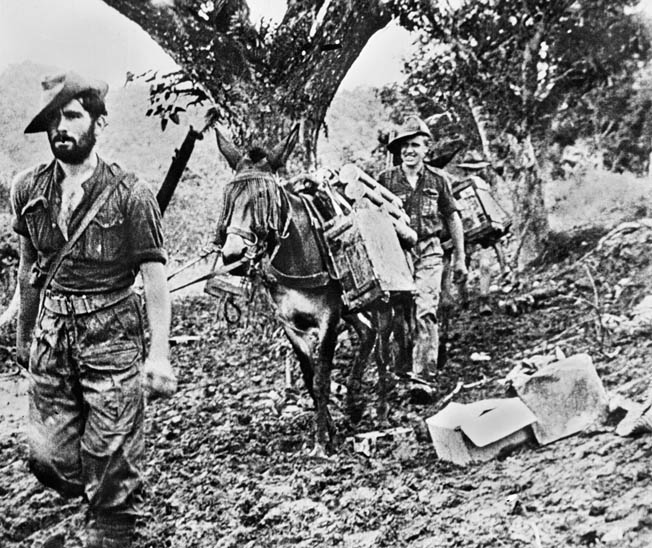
[546,167,652,233]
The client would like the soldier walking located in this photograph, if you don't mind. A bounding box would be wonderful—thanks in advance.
[378,115,467,381]
[11,71,176,547]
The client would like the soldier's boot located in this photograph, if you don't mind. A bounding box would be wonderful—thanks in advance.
[85,514,136,548]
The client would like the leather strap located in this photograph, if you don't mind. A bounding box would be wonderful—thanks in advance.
[265,262,331,289]
[40,172,130,303]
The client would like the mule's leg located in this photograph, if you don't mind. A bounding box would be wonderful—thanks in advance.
[281,323,335,455]
[373,306,393,425]
[390,296,414,377]
[437,252,453,370]
[281,325,316,400]
[342,313,376,424]
[312,316,339,456]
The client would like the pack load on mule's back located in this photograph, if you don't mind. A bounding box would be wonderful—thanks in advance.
[323,164,417,313]
[202,160,417,314]
[324,209,416,312]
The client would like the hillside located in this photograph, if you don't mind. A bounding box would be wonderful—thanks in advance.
[3,219,652,547]
[0,62,387,185]
[321,86,390,169]
[0,62,225,187]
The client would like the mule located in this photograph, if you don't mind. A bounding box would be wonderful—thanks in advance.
[213,125,409,455]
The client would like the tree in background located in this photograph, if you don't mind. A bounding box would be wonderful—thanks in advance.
[101,0,392,166]
[388,0,650,265]
[550,61,652,176]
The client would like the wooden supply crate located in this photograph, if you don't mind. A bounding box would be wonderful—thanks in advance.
[324,208,415,312]
[444,175,511,249]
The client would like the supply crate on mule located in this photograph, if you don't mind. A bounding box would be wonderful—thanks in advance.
[324,165,417,312]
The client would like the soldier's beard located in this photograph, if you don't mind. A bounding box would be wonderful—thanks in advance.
[49,124,97,165]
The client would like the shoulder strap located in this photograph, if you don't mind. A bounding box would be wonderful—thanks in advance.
[425,164,456,184]
[41,172,128,294]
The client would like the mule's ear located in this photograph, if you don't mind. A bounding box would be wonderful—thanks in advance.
[268,123,301,171]
[214,126,243,170]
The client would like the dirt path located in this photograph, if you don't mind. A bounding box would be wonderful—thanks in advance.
[2,225,652,547]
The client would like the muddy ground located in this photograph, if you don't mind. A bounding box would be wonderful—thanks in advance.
[2,222,652,547]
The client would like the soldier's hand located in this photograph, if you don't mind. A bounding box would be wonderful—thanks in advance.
[143,357,177,399]
[452,257,468,284]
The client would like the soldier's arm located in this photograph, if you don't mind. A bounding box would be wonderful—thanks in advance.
[140,260,176,398]
[446,211,465,263]
[16,236,39,367]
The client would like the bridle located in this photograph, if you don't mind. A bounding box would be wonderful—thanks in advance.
[218,174,292,271]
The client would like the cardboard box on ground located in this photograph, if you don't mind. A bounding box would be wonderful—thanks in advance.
[426,354,609,466]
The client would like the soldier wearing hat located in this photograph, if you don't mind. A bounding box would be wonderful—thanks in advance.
[11,71,176,547]
[378,115,467,380]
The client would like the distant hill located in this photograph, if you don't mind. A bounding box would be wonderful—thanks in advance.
[0,61,224,187]
[321,86,390,170]
[0,62,387,183]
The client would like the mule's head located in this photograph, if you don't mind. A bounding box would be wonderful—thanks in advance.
[214,124,300,273]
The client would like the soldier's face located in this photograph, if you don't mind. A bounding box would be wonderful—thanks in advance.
[400,136,428,168]
[47,99,97,165]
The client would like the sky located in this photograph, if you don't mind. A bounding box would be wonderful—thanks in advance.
[0,0,414,89]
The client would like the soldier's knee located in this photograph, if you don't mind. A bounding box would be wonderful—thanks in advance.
[28,454,83,498]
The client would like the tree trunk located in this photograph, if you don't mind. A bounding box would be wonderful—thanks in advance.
[466,96,512,216]
[503,133,549,269]
[468,97,493,161]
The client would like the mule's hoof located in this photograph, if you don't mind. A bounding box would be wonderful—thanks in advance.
[308,444,333,460]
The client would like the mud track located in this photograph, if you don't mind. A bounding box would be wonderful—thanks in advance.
[2,226,652,547]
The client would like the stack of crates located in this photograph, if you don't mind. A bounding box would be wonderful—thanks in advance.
[323,208,415,312]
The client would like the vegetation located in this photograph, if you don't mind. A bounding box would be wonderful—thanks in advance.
[385,0,651,265]
[100,0,393,164]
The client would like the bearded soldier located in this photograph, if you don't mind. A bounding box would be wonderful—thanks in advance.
[11,71,176,547]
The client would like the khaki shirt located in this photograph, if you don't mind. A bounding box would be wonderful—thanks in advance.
[378,164,459,258]
[11,158,166,294]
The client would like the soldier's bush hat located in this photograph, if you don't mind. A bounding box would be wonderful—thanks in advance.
[387,115,433,154]
[25,71,109,134]
[457,149,491,170]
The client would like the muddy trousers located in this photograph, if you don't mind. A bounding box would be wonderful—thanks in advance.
[412,254,444,379]
[27,293,146,539]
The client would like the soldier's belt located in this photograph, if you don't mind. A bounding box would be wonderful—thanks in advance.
[43,287,133,316]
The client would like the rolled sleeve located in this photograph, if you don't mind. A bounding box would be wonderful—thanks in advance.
[437,174,459,217]
[126,180,167,266]
[10,170,32,237]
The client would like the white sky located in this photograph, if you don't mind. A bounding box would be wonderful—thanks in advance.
[0,0,414,89]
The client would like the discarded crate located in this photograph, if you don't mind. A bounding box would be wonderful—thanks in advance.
[324,208,416,312]
[425,398,536,466]
[512,353,608,444]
